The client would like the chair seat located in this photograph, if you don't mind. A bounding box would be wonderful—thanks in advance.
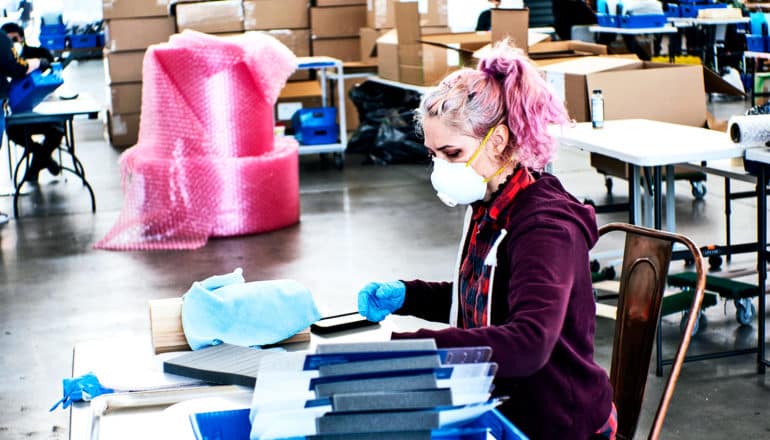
[668,272,758,299]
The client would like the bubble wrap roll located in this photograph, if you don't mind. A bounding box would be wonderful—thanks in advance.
[94,137,300,251]
[727,115,770,147]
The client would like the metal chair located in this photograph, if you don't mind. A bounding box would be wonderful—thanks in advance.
[599,223,706,440]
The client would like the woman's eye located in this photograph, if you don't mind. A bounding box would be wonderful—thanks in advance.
[444,151,461,159]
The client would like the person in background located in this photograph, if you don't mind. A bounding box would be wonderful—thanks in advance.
[357,41,616,440]
[475,0,500,31]
[0,29,39,224]
[2,21,62,184]
[17,0,31,30]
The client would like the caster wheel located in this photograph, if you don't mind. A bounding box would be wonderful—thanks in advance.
[584,198,596,207]
[680,310,706,336]
[605,177,613,194]
[708,255,723,271]
[603,266,616,280]
[333,153,345,170]
[735,298,756,326]
[590,259,600,273]
[691,181,707,200]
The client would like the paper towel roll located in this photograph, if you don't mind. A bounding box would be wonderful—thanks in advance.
[727,115,770,147]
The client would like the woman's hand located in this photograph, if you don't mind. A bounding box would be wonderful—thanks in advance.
[357,281,406,322]
[25,58,40,74]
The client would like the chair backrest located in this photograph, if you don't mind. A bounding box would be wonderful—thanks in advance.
[598,223,706,440]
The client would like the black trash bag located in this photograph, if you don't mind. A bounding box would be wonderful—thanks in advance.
[347,81,428,165]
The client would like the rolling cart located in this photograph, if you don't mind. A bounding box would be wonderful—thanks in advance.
[294,57,347,169]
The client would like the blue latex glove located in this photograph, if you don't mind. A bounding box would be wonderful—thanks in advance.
[357,281,406,322]
[49,372,114,411]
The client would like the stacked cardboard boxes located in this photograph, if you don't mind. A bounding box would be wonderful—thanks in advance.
[310,1,367,62]
[103,0,175,147]
[174,0,245,34]
[360,0,447,66]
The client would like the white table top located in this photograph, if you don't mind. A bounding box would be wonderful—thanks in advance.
[70,315,449,440]
[552,119,745,167]
[745,147,770,165]
[669,17,750,26]
[589,25,678,34]
[745,51,770,61]
[8,94,100,120]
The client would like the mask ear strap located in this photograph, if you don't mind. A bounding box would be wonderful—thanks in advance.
[465,126,496,168]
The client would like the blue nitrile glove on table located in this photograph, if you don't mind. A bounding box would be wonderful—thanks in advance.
[50,372,114,411]
[182,268,321,350]
[357,281,406,322]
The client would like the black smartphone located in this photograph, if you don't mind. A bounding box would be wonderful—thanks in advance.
[310,312,379,334]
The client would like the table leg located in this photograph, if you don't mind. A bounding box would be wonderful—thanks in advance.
[666,164,675,232]
[630,165,641,225]
[642,168,653,227]
[758,166,767,374]
[654,166,663,230]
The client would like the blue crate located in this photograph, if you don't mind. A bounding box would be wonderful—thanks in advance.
[8,63,64,113]
[618,14,667,28]
[596,13,617,27]
[291,107,339,145]
[664,4,679,18]
[679,3,727,18]
[69,33,99,49]
[746,34,768,52]
[40,23,66,34]
[39,33,67,51]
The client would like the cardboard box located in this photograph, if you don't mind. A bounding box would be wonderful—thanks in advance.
[106,111,140,148]
[341,75,369,131]
[528,41,608,65]
[276,80,324,129]
[108,82,142,114]
[367,0,447,29]
[317,0,365,5]
[376,2,488,85]
[360,27,382,63]
[312,37,360,61]
[105,17,175,52]
[175,0,244,34]
[541,56,744,125]
[104,50,146,84]
[491,8,529,51]
[243,0,309,30]
[103,0,170,19]
[311,5,366,38]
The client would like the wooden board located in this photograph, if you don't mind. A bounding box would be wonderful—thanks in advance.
[148,297,311,354]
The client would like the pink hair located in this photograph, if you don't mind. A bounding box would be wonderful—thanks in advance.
[415,40,569,170]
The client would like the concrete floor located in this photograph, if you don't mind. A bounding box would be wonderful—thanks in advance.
[0,60,769,439]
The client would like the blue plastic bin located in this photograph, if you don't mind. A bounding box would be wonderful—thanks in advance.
[596,14,616,27]
[291,107,339,145]
[746,34,768,52]
[8,63,64,113]
[679,3,727,18]
[69,34,99,49]
[619,14,667,28]
[39,33,67,51]
[664,4,679,18]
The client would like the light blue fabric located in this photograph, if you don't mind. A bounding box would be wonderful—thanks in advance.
[357,281,406,322]
[182,268,321,350]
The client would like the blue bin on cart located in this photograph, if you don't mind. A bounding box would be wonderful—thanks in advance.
[619,14,667,28]
[291,107,339,145]
[39,33,67,51]
[8,63,64,113]
[746,34,768,52]
[69,33,99,49]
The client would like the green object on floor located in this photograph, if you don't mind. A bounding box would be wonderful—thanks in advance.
[661,290,718,317]
[668,272,759,299]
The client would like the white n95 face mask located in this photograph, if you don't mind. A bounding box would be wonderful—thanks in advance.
[429,126,509,207]
[431,157,488,207]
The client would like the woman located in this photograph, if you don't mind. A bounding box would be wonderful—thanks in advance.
[357,41,616,440]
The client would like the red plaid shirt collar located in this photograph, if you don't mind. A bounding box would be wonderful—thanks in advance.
[471,167,535,223]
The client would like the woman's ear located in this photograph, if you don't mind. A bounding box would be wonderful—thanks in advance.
[490,125,509,157]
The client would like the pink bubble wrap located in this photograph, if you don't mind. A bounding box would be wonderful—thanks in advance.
[95,31,299,251]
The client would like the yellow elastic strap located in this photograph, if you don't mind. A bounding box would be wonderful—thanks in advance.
[482,160,512,183]
[465,126,496,168]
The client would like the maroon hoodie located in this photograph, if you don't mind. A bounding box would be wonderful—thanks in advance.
[392,173,613,440]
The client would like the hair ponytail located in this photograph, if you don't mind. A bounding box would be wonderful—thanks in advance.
[477,41,569,169]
